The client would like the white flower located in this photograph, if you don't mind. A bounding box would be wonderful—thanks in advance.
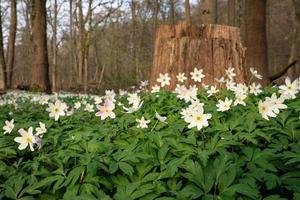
[190,68,205,83]
[279,77,299,100]
[249,83,262,96]
[175,85,197,103]
[74,102,81,109]
[95,100,116,120]
[35,122,47,137]
[250,67,263,79]
[136,116,150,129]
[84,103,95,112]
[157,73,171,87]
[119,89,127,96]
[94,96,103,105]
[39,96,49,105]
[225,67,236,80]
[3,119,14,134]
[207,86,219,97]
[176,73,187,83]
[127,93,140,106]
[46,100,67,121]
[234,94,247,106]
[258,100,276,120]
[105,90,116,102]
[14,127,36,151]
[215,76,226,83]
[155,112,167,123]
[140,80,149,87]
[181,101,211,130]
[258,94,287,120]
[226,80,236,91]
[151,85,160,93]
[186,110,212,130]
[265,93,287,114]
[217,97,232,112]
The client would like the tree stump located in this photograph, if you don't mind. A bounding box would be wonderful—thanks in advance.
[150,21,247,90]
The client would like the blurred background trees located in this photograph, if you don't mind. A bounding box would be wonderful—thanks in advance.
[0,0,298,93]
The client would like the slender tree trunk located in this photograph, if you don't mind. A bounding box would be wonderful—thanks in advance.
[245,0,268,84]
[51,0,58,92]
[200,0,217,24]
[6,0,17,88]
[131,0,139,84]
[0,2,6,91]
[287,0,300,79]
[69,0,75,86]
[31,0,51,92]
[78,0,85,86]
[169,0,175,24]
[152,0,159,31]
[185,0,192,25]
[228,0,235,25]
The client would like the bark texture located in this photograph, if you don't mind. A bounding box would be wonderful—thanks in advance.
[200,0,217,24]
[150,21,246,90]
[245,0,268,84]
[31,0,51,92]
[0,3,6,91]
[7,0,17,88]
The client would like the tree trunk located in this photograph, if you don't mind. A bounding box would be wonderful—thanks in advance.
[244,0,268,84]
[228,0,235,25]
[287,0,300,80]
[131,0,139,84]
[200,0,217,24]
[6,0,17,88]
[185,0,192,25]
[150,21,246,90]
[51,0,58,92]
[78,0,85,86]
[31,0,51,92]
[169,0,175,24]
[0,2,6,91]
[152,0,159,31]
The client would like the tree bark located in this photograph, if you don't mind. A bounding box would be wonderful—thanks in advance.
[31,0,51,92]
[244,0,268,84]
[185,0,192,25]
[200,0,217,24]
[152,0,159,31]
[150,21,246,90]
[6,0,17,88]
[51,0,58,92]
[228,0,235,26]
[0,2,6,91]
[169,0,175,24]
[287,0,300,80]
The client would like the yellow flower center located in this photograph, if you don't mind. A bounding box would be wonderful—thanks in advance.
[25,135,33,143]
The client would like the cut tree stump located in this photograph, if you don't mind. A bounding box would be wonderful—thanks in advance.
[150,21,247,90]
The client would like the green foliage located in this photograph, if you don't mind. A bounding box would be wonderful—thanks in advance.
[0,89,300,199]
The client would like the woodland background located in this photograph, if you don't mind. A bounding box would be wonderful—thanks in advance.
[0,0,299,93]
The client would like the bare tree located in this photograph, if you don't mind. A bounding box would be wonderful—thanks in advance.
[0,1,6,91]
[6,0,17,88]
[185,0,191,24]
[31,0,51,92]
[48,0,59,92]
[245,0,268,84]
[200,0,217,24]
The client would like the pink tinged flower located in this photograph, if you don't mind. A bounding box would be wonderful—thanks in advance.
[14,127,36,151]
[95,100,116,120]
[3,119,14,134]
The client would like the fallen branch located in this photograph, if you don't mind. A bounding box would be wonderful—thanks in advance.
[270,60,298,83]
